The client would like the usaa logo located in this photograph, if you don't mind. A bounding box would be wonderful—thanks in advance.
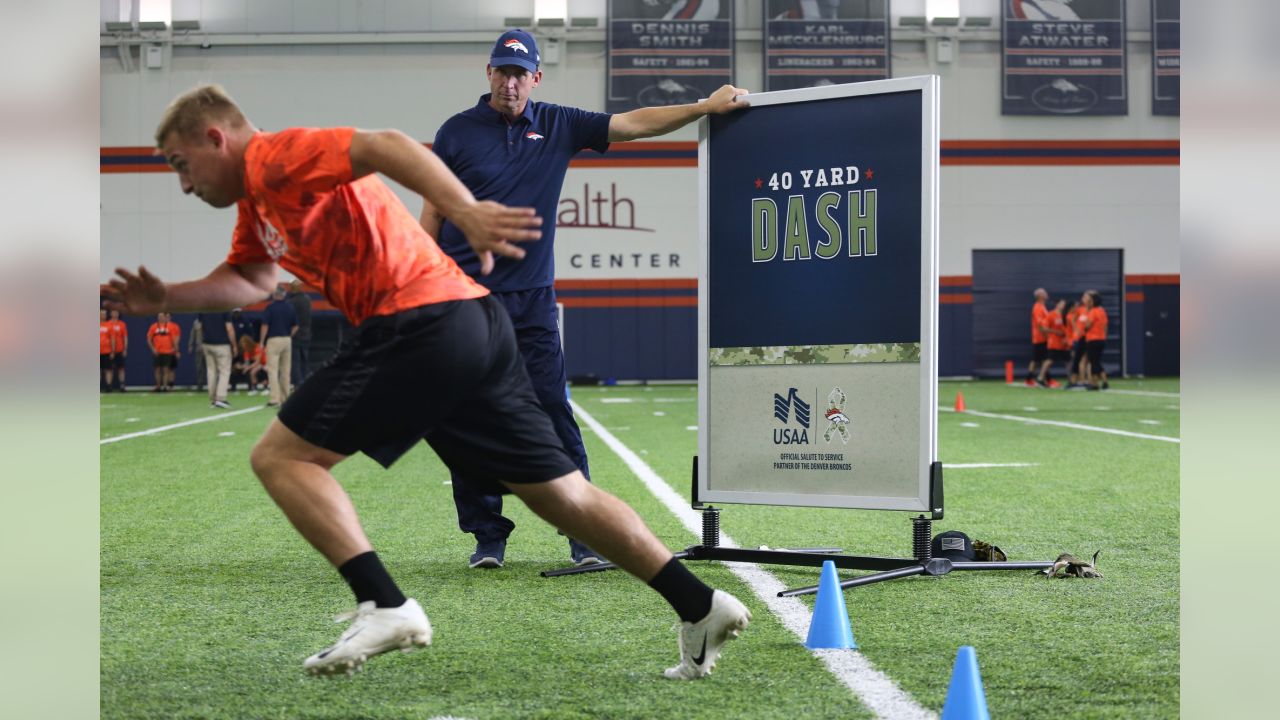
[772,388,811,445]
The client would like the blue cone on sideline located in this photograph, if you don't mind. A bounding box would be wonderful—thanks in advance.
[941,646,990,720]
[804,560,857,649]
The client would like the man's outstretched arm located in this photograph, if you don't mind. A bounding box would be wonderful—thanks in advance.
[350,129,542,275]
[608,84,749,142]
[101,261,277,316]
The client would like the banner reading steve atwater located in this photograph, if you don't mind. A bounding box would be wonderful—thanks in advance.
[763,0,891,91]
[699,78,939,512]
[1152,0,1179,116]
[1002,0,1127,115]
[607,0,734,114]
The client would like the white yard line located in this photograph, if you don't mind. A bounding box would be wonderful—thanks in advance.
[1005,383,1178,398]
[946,463,1039,469]
[100,406,265,445]
[942,406,1179,443]
[571,400,934,720]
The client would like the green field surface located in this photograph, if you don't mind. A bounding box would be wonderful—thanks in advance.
[101,379,1179,719]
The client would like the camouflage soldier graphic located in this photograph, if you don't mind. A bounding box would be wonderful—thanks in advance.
[823,387,850,444]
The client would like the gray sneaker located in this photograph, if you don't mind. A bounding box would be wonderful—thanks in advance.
[663,590,751,680]
[304,599,432,676]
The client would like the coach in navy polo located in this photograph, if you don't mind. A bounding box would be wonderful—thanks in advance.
[423,28,748,569]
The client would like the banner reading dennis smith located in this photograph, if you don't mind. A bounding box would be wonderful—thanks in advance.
[607,0,735,114]
[1002,0,1127,115]
[1152,0,1179,116]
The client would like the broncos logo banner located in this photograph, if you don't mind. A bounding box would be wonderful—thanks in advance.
[1002,0,1128,115]
[606,0,735,113]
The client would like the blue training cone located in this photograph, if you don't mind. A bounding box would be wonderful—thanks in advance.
[804,560,857,649]
[941,646,991,720]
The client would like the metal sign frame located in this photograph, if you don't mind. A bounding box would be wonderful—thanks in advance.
[696,75,940,511]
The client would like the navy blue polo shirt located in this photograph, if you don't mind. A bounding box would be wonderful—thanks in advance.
[433,94,611,292]
[262,299,297,339]
[198,312,232,345]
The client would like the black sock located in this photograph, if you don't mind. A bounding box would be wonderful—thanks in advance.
[648,558,714,622]
[337,551,406,608]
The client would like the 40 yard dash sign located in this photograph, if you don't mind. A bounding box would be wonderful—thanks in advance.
[697,76,939,511]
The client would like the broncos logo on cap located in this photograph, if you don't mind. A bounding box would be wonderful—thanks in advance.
[504,39,529,54]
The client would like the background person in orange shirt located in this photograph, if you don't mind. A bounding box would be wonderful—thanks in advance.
[108,308,128,391]
[237,336,267,394]
[146,312,180,392]
[1026,287,1051,386]
[1080,289,1110,390]
[1038,298,1069,388]
[99,308,116,392]
[101,84,749,679]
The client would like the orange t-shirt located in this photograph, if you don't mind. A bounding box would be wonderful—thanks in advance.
[225,128,487,326]
[100,322,113,354]
[109,319,128,350]
[148,322,179,354]
[1046,312,1068,351]
[1072,307,1089,343]
[1031,302,1049,344]
[1085,306,1108,341]
[242,346,266,365]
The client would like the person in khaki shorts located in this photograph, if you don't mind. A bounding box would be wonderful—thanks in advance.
[259,286,298,406]
[198,310,237,408]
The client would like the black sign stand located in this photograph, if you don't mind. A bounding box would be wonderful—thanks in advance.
[543,457,1055,592]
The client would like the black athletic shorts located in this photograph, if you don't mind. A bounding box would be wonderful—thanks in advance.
[1031,342,1048,363]
[153,353,176,369]
[278,295,578,493]
[113,354,127,370]
[1050,349,1070,363]
[100,354,113,370]
[1070,342,1085,369]
[1085,340,1106,370]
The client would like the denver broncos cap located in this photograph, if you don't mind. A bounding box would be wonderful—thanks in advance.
[490,29,540,73]
[930,530,976,561]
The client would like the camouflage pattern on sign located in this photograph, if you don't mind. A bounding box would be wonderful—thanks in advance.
[709,343,921,366]
[708,346,788,366]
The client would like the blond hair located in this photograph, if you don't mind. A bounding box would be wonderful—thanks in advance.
[154,84,248,147]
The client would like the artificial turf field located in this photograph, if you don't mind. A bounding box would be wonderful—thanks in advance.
[101,378,1179,719]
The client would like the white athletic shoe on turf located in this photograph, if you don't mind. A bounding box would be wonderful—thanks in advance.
[303,599,432,676]
[663,590,751,680]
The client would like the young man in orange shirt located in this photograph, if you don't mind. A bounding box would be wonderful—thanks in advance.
[1038,298,1068,388]
[107,309,129,391]
[146,311,181,392]
[99,308,116,392]
[1026,288,1051,386]
[102,85,749,679]
[1080,289,1110,390]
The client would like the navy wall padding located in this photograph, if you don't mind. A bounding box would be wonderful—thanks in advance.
[971,249,1124,379]
[1142,284,1180,375]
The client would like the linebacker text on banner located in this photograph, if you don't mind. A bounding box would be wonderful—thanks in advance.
[763,0,891,91]
[607,0,735,114]
[1002,0,1128,116]
[698,77,940,512]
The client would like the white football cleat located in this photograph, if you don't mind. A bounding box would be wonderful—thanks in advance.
[304,599,432,676]
[663,590,751,680]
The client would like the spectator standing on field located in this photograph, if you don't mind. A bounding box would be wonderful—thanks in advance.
[1081,289,1110,390]
[147,312,180,392]
[1026,288,1050,386]
[199,310,236,408]
[189,315,206,391]
[108,309,129,391]
[260,286,298,406]
[100,308,116,392]
[1040,298,1068,388]
[287,279,313,386]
